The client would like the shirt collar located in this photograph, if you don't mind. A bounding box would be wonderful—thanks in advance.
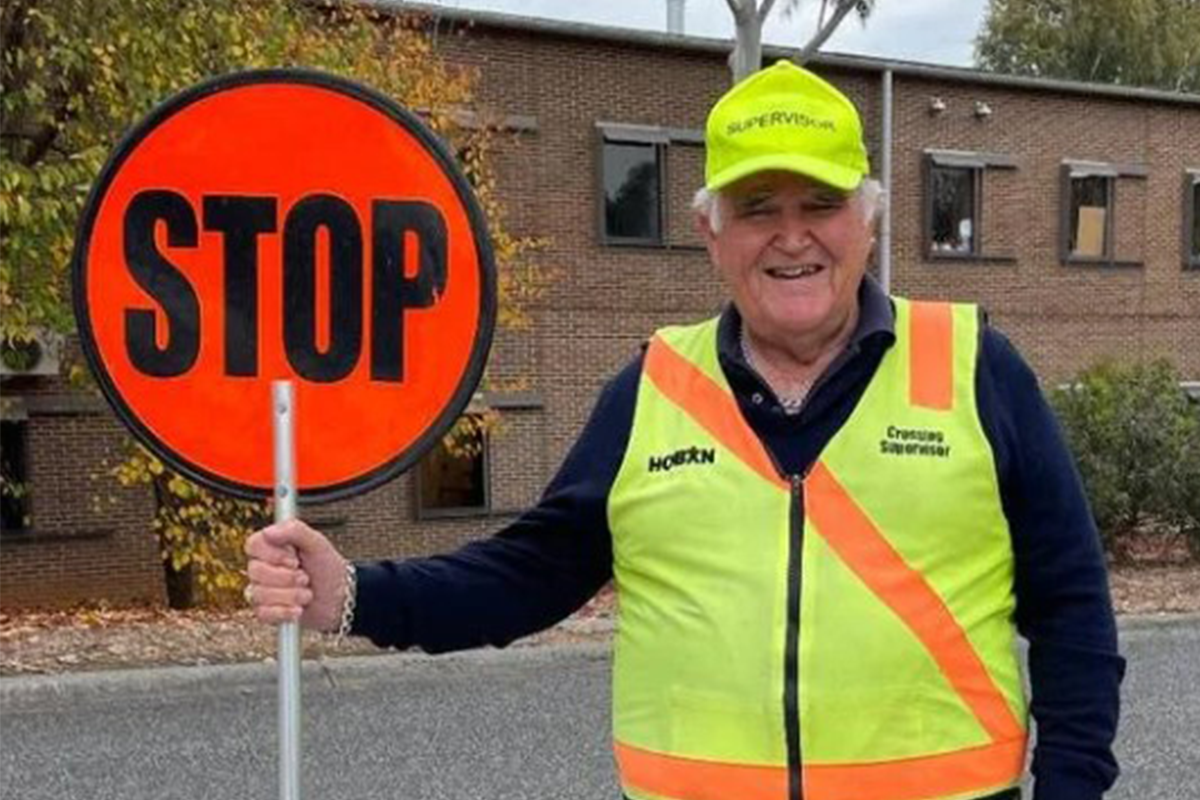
[717,273,896,370]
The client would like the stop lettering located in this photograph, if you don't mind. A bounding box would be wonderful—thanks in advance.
[72,71,496,502]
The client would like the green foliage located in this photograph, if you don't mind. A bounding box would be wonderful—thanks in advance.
[2,0,547,344]
[3,0,550,604]
[975,0,1200,92]
[1051,360,1200,557]
[113,445,268,602]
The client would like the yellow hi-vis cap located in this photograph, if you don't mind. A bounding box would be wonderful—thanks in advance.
[705,60,870,192]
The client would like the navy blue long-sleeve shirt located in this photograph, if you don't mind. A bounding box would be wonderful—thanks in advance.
[353,277,1124,800]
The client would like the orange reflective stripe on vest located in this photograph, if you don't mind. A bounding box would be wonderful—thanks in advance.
[616,738,1025,800]
[644,335,787,489]
[909,300,954,411]
[616,741,786,800]
[806,462,1025,744]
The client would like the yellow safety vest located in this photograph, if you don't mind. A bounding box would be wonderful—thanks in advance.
[607,298,1028,800]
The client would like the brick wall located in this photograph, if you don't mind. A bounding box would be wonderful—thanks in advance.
[1,397,161,608]
[887,77,1200,381]
[3,16,1198,608]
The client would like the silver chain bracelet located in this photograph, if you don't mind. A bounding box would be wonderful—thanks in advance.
[332,560,357,647]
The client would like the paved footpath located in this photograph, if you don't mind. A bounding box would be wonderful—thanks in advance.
[1,616,1197,800]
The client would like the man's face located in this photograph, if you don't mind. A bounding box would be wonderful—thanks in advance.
[702,171,873,347]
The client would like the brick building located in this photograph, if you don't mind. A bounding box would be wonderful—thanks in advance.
[3,7,1199,608]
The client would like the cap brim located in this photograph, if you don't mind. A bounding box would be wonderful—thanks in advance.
[707,153,863,192]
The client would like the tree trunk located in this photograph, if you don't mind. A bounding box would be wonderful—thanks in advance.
[163,558,196,609]
[152,473,196,609]
[731,13,764,83]
[796,0,859,64]
[727,0,867,83]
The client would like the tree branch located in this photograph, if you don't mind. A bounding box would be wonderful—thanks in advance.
[0,0,71,168]
[0,130,70,160]
[757,0,779,24]
[724,0,749,23]
[23,41,98,167]
[796,0,856,63]
[21,122,62,167]
[0,0,37,61]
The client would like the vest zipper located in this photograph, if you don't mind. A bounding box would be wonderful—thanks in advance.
[786,472,804,800]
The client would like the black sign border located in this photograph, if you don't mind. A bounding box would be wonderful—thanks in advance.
[71,68,497,504]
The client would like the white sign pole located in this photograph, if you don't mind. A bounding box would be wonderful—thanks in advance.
[273,381,301,800]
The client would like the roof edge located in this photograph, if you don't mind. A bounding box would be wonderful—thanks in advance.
[365,0,1200,108]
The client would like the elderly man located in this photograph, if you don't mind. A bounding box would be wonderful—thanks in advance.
[245,62,1122,800]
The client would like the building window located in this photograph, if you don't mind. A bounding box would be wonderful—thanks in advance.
[929,165,978,255]
[416,415,489,518]
[602,139,662,244]
[1068,174,1113,259]
[596,123,705,249]
[1186,172,1200,269]
[1060,161,1147,265]
[1,420,30,532]
[923,150,1017,261]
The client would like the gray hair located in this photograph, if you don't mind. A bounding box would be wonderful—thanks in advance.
[692,177,885,234]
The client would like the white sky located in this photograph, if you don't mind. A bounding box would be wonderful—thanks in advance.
[420,0,993,67]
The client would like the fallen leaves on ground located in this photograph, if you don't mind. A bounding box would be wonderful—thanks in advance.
[1108,565,1200,615]
[1,569,1194,677]
[0,587,615,676]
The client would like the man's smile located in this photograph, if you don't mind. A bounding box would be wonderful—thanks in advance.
[764,263,828,280]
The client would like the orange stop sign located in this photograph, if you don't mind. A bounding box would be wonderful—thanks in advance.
[73,70,496,502]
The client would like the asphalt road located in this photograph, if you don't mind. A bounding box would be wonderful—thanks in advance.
[2,619,1197,800]
[1112,619,1200,799]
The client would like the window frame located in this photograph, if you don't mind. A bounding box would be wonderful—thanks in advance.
[1,414,31,535]
[598,129,665,247]
[922,150,1018,263]
[414,413,492,520]
[1185,170,1200,270]
[0,395,126,542]
[596,123,703,249]
[926,161,982,259]
[1059,160,1148,267]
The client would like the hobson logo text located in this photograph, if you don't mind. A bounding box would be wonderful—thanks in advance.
[649,446,717,473]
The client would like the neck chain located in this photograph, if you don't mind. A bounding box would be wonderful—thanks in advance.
[740,327,816,415]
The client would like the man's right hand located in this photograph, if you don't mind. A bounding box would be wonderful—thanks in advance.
[244,519,349,632]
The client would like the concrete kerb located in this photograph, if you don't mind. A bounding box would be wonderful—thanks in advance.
[1115,610,1200,631]
[0,641,612,712]
[2,614,1196,710]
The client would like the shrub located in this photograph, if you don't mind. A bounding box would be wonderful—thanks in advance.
[1174,418,1200,558]
[1050,360,1200,559]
